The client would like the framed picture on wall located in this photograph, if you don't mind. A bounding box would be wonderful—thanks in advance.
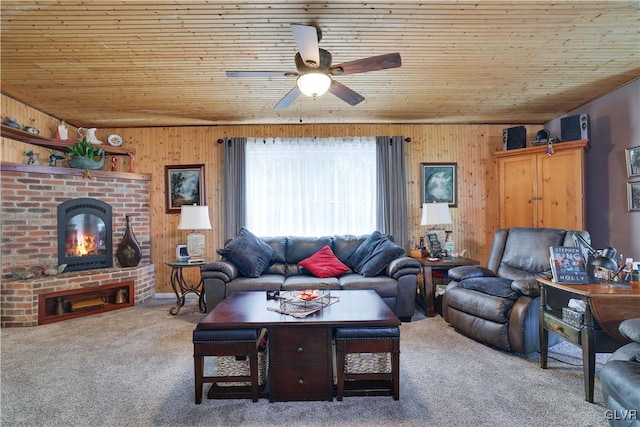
[165,164,205,214]
[628,181,640,212]
[421,162,457,207]
[625,146,640,178]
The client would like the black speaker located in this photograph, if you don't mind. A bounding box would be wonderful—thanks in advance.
[503,126,527,150]
[561,113,590,142]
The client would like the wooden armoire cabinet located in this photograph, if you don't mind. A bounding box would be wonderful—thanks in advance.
[494,139,589,230]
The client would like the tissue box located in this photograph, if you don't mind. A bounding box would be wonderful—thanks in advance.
[562,307,584,328]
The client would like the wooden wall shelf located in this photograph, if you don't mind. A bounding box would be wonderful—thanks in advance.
[1,125,135,157]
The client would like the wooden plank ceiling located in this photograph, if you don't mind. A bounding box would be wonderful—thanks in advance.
[1,1,639,128]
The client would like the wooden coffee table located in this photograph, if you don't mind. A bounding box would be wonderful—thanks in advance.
[196,289,400,402]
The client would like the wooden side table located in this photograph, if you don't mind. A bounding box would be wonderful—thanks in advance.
[411,256,479,317]
[537,277,640,402]
[165,260,209,315]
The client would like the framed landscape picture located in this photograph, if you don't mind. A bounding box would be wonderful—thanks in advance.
[625,146,640,178]
[165,164,205,213]
[421,162,457,207]
[628,181,640,212]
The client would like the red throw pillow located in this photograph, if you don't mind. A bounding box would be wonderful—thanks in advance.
[299,245,350,278]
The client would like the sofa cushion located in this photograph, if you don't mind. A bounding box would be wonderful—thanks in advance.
[226,274,285,292]
[358,237,405,277]
[262,236,287,275]
[282,276,341,291]
[217,227,278,278]
[299,245,350,278]
[339,274,398,297]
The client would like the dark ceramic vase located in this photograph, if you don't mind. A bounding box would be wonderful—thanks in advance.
[116,215,141,267]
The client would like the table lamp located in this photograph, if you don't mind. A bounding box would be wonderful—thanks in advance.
[572,233,618,279]
[420,203,452,256]
[177,204,211,259]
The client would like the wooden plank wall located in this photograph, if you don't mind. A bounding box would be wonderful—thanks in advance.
[1,94,540,294]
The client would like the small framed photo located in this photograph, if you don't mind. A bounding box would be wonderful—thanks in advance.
[628,181,640,211]
[625,146,640,177]
[421,162,457,207]
[165,164,205,214]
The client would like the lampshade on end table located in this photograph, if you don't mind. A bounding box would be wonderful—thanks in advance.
[177,205,211,259]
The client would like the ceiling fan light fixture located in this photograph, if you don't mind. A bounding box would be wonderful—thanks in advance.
[297,72,331,97]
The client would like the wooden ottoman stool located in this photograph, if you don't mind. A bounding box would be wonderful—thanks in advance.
[335,326,400,400]
[192,328,260,403]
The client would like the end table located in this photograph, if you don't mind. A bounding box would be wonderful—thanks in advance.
[165,260,209,315]
[411,256,479,317]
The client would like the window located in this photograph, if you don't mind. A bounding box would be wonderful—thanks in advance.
[245,137,376,236]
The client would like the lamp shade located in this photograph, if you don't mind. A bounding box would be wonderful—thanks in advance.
[420,203,452,226]
[177,205,211,230]
[297,72,332,97]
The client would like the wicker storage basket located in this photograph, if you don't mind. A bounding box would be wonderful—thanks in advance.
[216,351,267,387]
[345,352,391,374]
[217,328,268,387]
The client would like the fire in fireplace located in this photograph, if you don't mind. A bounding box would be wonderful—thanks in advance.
[57,198,113,272]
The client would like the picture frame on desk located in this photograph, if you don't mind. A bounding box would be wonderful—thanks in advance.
[421,162,457,207]
[176,244,189,261]
[628,180,640,211]
[625,146,640,178]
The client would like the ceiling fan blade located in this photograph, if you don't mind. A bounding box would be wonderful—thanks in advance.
[290,24,320,68]
[274,86,301,110]
[330,52,401,76]
[226,71,296,78]
[328,80,365,106]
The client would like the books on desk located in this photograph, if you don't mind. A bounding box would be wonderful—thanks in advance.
[549,246,589,284]
[187,257,206,264]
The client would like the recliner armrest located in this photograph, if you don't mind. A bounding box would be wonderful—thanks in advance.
[200,260,239,282]
[387,257,421,279]
[448,265,495,281]
[510,278,540,297]
[619,318,640,343]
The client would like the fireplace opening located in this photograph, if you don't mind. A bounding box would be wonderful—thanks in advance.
[57,198,113,272]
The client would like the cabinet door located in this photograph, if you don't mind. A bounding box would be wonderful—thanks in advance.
[499,155,537,228]
[537,149,585,229]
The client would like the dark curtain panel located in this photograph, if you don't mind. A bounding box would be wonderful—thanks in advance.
[376,135,408,251]
[223,137,247,241]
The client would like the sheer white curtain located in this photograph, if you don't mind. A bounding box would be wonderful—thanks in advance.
[246,137,376,236]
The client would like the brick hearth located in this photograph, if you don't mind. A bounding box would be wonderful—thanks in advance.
[1,163,155,327]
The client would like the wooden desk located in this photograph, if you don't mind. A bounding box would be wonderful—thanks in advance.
[412,256,479,317]
[537,277,640,402]
[197,290,400,402]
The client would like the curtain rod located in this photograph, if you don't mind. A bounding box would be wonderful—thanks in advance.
[218,137,411,144]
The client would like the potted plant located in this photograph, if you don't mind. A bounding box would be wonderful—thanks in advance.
[67,137,105,169]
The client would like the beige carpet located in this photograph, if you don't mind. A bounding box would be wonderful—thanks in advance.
[0,298,609,426]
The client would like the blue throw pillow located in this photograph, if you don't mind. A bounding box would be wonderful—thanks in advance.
[346,231,386,271]
[359,238,405,277]
[217,227,277,278]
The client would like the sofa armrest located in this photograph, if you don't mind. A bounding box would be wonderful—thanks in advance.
[511,278,540,297]
[387,257,421,279]
[448,265,495,281]
[200,260,239,283]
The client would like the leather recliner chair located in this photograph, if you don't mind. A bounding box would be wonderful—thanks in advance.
[600,318,640,427]
[442,227,590,354]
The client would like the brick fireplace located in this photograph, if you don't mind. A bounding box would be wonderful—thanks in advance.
[1,163,155,327]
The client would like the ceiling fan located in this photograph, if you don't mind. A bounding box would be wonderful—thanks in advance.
[225,24,402,110]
